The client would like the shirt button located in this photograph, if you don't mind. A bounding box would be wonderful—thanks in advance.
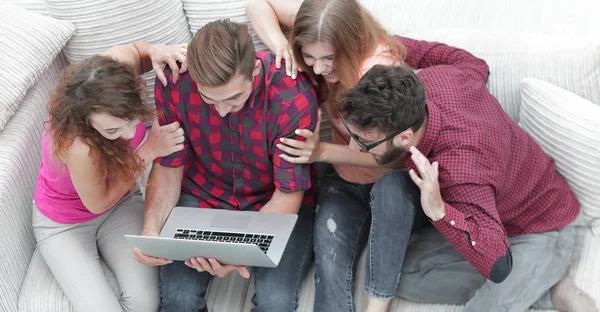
[471,241,476,246]
[450,220,455,226]
[232,131,239,136]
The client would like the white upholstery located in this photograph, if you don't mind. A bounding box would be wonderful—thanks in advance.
[181,0,268,52]
[404,29,600,123]
[2,0,599,311]
[0,2,75,131]
[0,55,67,312]
[18,249,118,312]
[519,78,600,234]
[45,0,193,107]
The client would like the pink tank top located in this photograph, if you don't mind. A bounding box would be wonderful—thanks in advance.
[34,122,146,224]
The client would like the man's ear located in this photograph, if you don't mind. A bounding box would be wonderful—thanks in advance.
[393,128,414,146]
[252,59,261,77]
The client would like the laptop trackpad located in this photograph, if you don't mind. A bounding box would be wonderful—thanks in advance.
[209,213,251,230]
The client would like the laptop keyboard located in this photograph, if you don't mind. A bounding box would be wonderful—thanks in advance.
[173,229,273,253]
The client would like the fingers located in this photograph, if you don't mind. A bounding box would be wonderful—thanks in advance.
[155,66,168,87]
[432,161,439,179]
[290,57,298,80]
[235,266,250,279]
[176,45,188,74]
[185,257,205,272]
[276,143,306,158]
[208,258,230,278]
[167,59,180,84]
[284,50,293,78]
[197,257,216,275]
[408,169,424,189]
[180,56,188,74]
[166,121,180,132]
[132,247,172,266]
[314,109,322,136]
[275,51,283,70]
[410,146,431,176]
[293,128,315,139]
[279,153,308,164]
[279,137,311,149]
[174,135,185,144]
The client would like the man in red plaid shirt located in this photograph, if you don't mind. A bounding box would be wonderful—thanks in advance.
[339,53,596,310]
[133,19,318,312]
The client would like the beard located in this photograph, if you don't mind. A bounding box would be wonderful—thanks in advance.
[373,145,405,165]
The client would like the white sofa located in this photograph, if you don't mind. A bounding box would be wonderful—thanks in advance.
[1,0,599,311]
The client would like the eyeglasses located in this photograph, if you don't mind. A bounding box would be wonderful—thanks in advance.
[341,114,405,152]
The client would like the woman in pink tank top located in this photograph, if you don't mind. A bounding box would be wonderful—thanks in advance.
[32,43,186,312]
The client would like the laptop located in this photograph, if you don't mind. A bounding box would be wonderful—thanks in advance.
[125,207,298,268]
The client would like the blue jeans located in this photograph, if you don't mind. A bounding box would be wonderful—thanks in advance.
[313,166,427,312]
[160,193,315,312]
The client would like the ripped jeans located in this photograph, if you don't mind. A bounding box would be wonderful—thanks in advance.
[313,165,427,312]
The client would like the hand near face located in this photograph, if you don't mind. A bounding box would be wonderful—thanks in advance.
[407,146,446,221]
[185,257,250,279]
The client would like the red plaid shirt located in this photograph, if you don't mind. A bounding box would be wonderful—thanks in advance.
[155,52,318,211]
[399,37,580,280]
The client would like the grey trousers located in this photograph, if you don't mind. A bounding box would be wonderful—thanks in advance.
[32,189,159,312]
[396,211,586,312]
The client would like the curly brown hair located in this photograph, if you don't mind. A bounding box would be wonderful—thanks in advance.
[47,55,154,188]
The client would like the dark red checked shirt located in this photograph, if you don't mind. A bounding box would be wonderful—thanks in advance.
[155,52,318,211]
[399,36,580,281]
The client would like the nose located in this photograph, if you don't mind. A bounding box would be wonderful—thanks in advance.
[121,126,136,140]
[348,138,362,151]
[313,60,326,75]
[215,103,231,117]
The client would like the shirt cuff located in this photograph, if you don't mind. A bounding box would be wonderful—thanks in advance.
[432,203,468,232]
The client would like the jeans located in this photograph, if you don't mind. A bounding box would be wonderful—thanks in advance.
[160,192,314,312]
[313,166,427,312]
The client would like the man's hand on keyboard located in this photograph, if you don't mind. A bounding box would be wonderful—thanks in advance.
[185,256,250,279]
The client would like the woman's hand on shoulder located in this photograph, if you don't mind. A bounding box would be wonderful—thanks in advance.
[144,119,185,159]
[149,43,188,87]
[275,41,299,80]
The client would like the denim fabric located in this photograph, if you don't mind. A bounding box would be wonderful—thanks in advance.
[160,192,314,312]
[313,167,426,312]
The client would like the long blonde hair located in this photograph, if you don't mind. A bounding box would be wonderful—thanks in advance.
[290,0,407,116]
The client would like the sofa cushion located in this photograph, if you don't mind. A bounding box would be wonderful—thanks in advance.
[45,0,193,107]
[359,0,599,39]
[519,78,600,235]
[0,3,75,132]
[0,56,66,312]
[181,0,270,52]
[7,0,49,16]
[404,29,600,123]
[18,248,118,312]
